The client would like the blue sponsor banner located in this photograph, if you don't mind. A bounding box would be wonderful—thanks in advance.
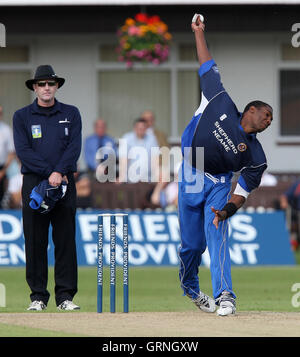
[0,210,295,266]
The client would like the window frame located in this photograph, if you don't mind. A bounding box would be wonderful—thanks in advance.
[95,33,204,144]
[0,38,34,125]
[277,36,300,145]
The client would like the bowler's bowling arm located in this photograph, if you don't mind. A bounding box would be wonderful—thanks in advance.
[192,17,212,66]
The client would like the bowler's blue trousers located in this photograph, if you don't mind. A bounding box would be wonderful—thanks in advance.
[178,168,236,300]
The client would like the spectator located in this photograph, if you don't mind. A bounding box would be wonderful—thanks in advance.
[5,158,23,209]
[118,118,160,183]
[140,110,169,148]
[7,170,23,209]
[74,170,92,209]
[84,118,117,174]
[0,105,16,208]
[260,171,278,186]
[149,166,179,211]
[140,110,170,171]
[280,179,300,251]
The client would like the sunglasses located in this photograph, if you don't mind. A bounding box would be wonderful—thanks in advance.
[36,81,57,87]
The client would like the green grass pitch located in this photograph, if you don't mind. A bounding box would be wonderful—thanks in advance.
[0,264,300,337]
[0,265,300,313]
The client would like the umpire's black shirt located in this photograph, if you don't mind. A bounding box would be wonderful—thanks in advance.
[13,98,82,178]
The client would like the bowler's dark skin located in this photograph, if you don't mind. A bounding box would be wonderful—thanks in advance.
[191,16,273,228]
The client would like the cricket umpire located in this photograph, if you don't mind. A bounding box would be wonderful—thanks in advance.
[13,65,82,311]
[178,15,273,316]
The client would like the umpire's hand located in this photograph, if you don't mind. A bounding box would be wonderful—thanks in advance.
[48,171,68,187]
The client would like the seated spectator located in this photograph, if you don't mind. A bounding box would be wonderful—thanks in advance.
[118,118,160,183]
[280,179,300,251]
[0,158,23,209]
[260,171,278,186]
[7,170,23,209]
[147,164,179,210]
[84,118,117,174]
[140,110,170,171]
[140,110,169,148]
[0,105,16,208]
[74,170,92,209]
[150,180,178,211]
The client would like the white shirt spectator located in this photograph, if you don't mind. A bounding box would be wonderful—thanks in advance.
[119,129,160,183]
[0,121,15,166]
[260,172,278,187]
[8,173,23,195]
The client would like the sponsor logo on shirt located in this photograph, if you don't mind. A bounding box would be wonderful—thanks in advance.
[212,121,238,154]
[31,125,42,139]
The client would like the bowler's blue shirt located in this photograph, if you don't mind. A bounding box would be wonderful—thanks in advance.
[181,59,267,193]
[13,99,82,178]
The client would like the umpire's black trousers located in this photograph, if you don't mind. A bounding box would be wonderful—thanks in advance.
[22,173,78,306]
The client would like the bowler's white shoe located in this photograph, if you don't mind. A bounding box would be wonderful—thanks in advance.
[57,300,80,311]
[27,300,47,311]
[189,291,216,313]
[216,291,236,316]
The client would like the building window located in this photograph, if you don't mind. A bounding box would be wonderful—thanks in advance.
[281,44,300,61]
[0,46,31,125]
[178,44,197,62]
[98,70,171,138]
[279,42,300,138]
[280,70,300,136]
[97,41,200,142]
[99,44,119,62]
[177,70,200,135]
[0,46,29,63]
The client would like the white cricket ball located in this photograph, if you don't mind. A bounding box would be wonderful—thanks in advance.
[192,13,204,23]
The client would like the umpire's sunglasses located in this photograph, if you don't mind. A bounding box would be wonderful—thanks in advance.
[36,80,57,87]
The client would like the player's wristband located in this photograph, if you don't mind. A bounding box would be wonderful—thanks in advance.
[222,202,238,218]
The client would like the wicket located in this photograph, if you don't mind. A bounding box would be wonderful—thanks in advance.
[97,213,129,313]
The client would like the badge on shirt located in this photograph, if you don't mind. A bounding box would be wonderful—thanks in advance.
[237,143,247,152]
[32,125,42,139]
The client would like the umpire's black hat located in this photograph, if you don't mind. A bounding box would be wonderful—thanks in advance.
[25,65,65,91]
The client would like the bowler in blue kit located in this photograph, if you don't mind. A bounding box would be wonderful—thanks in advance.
[178,15,273,316]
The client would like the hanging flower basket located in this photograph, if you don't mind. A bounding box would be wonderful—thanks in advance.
[116,13,172,68]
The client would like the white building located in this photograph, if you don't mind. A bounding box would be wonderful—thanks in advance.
[0,0,300,172]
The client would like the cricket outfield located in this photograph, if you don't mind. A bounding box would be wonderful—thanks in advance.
[0,266,299,337]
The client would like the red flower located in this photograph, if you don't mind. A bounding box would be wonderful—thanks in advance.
[148,15,160,24]
[117,13,171,67]
[135,13,148,23]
